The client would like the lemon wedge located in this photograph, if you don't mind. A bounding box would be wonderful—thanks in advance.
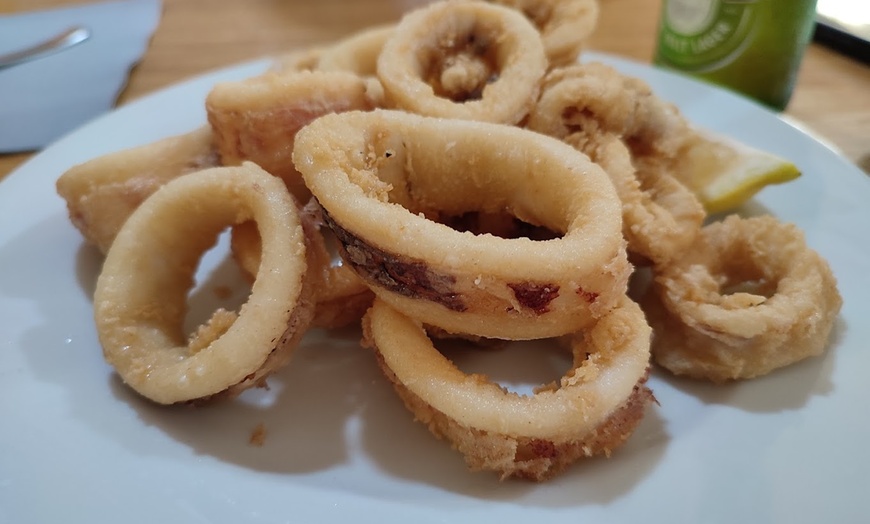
[672,130,801,214]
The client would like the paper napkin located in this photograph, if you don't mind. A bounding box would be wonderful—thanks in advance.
[0,0,162,152]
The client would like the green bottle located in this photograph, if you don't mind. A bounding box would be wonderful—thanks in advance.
[654,0,819,111]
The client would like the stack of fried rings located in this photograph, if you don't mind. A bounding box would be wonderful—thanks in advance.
[293,109,654,480]
[62,0,842,483]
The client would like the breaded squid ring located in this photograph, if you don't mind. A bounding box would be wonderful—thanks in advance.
[206,69,379,202]
[268,47,325,74]
[362,296,654,481]
[376,0,547,124]
[643,215,842,383]
[487,0,600,66]
[293,109,630,340]
[230,202,374,330]
[566,132,704,266]
[529,62,694,160]
[316,24,395,76]
[56,126,219,254]
[527,63,705,265]
[94,163,316,404]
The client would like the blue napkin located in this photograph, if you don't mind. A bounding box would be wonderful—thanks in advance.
[0,0,162,152]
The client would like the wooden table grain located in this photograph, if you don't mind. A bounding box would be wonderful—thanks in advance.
[2,0,869,181]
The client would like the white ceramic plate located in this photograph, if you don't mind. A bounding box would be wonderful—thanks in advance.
[2,53,869,524]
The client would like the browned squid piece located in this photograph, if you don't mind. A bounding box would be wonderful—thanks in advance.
[293,109,631,341]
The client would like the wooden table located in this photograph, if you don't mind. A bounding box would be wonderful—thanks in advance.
[2,0,869,181]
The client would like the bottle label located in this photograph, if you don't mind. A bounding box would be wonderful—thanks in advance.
[657,0,759,72]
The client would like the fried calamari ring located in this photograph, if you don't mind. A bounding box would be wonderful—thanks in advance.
[643,215,842,383]
[94,163,316,404]
[311,26,391,107]
[376,0,547,124]
[56,126,219,254]
[268,47,324,74]
[294,109,630,340]
[565,132,704,266]
[230,202,374,330]
[316,24,395,76]
[206,69,379,202]
[362,296,654,481]
[487,0,600,66]
[527,63,704,265]
[529,62,694,160]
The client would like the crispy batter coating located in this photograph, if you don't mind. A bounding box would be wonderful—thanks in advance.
[294,109,630,340]
[268,47,325,74]
[206,69,380,202]
[54,0,845,485]
[362,296,653,481]
[230,202,374,330]
[643,215,842,382]
[94,164,316,404]
[527,62,705,266]
[487,0,600,66]
[56,126,219,254]
[377,0,547,124]
[533,62,694,159]
[569,131,704,266]
[317,24,395,76]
